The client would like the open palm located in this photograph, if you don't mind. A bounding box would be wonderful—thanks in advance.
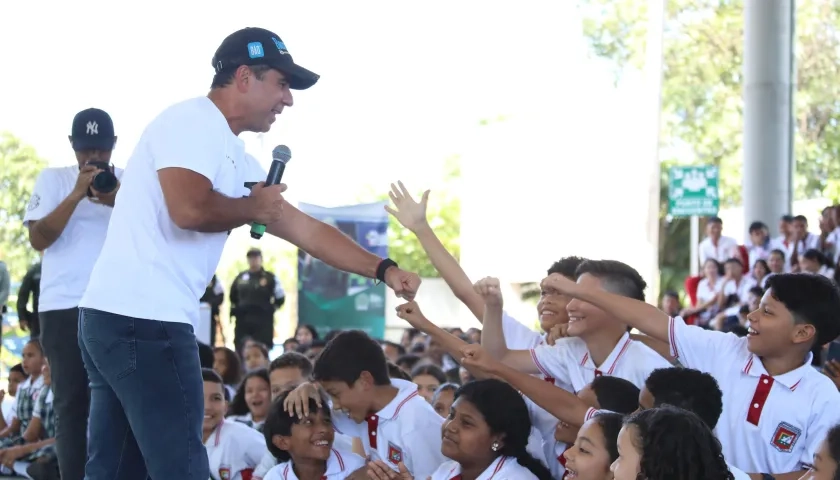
[385,181,429,232]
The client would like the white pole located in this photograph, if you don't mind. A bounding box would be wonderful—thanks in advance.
[690,215,700,276]
[644,0,665,299]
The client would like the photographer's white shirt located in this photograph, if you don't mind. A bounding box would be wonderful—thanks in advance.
[81,97,266,326]
[23,165,123,312]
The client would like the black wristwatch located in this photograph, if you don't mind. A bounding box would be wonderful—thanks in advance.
[375,258,398,282]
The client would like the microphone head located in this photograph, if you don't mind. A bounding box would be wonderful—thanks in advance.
[272,145,292,164]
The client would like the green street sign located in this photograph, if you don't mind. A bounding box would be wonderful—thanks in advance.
[668,165,720,217]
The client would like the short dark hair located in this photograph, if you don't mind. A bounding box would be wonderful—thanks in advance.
[825,424,840,480]
[395,354,422,372]
[387,362,411,381]
[210,64,272,89]
[246,341,270,360]
[708,216,723,224]
[575,259,647,302]
[793,215,808,224]
[748,286,764,297]
[662,290,679,300]
[724,257,743,268]
[202,368,224,385]
[765,273,840,346]
[781,214,795,222]
[748,221,768,233]
[269,352,313,378]
[590,376,640,414]
[382,340,406,357]
[548,256,588,278]
[770,249,786,260]
[264,388,331,462]
[9,364,24,376]
[644,367,723,429]
[410,364,447,384]
[312,330,390,386]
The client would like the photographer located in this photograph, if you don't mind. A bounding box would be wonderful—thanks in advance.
[22,108,122,480]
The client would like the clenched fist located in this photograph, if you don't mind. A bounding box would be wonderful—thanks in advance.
[473,277,503,308]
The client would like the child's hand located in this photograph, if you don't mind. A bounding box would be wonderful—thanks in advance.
[824,360,840,390]
[282,382,321,418]
[367,460,413,480]
[473,277,503,308]
[395,301,430,329]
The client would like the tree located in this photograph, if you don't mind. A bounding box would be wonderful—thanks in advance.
[358,155,462,278]
[578,0,840,292]
[0,133,47,283]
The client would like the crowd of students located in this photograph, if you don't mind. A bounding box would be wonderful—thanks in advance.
[128,183,840,480]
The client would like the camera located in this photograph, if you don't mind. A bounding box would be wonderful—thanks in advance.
[85,161,118,196]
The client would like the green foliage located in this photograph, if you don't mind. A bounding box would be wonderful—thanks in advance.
[578,0,840,293]
[359,156,462,278]
[0,133,47,283]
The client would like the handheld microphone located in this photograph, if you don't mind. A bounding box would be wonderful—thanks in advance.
[250,145,292,240]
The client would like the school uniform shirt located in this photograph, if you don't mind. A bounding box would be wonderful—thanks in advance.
[1,396,16,426]
[530,332,673,393]
[430,456,538,480]
[331,379,446,479]
[729,463,751,480]
[502,313,564,473]
[695,277,723,323]
[699,236,739,266]
[721,276,757,316]
[667,316,840,474]
[205,419,268,480]
[252,434,355,480]
[80,97,267,327]
[228,412,265,431]
[748,241,772,269]
[22,165,123,312]
[262,447,366,480]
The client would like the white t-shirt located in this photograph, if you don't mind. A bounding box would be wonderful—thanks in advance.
[80,97,266,326]
[23,165,123,312]
[331,379,446,479]
[430,456,538,480]
[699,236,739,266]
[205,419,267,480]
[1,396,16,426]
[253,433,354,479]
[263,447,366,480]
[668,316,840,474]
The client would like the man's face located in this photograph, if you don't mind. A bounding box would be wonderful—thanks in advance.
[248,255,262,270]
[793,220,808,239]
[240,67,294,133]
[73,148,112,168]
[706,221,722,239]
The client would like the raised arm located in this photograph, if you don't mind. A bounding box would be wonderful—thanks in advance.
[475,277,541,374]
[385,181,484,320]
[541,273,670,343]
[27,166,99,251]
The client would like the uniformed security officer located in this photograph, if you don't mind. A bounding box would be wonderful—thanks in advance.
[229,248,285,350]
[17,258,42,338]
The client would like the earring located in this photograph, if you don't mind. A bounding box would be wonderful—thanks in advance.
[491,441,500,452]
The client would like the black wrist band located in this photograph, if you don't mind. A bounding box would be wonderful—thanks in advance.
[376,258,398,282]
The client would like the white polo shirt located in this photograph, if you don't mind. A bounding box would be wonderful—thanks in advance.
[430,456,538,480]
[668,316,840,474]
[263,447,365,480]
[529,332,673,393]
[80,97,266,326]
[23,165,123,312]
[699,236,739,266]
[721,276,758,316]
[204,419,267,480]
[331,379,445,479]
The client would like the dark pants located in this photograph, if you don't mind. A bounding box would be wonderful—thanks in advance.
[40,307,89,480]
[233,311,274,350]
[78,308,209,480]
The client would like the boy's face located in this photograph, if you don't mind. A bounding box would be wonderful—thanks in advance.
[750,229,767,246]
[273,408,335,462]
[746,288,815,357]
[21,343,43,376]
[566,274,615,339]
[203,381,226,432]
[270,367,305,400]
[7,371,25,397]
[320,373,375,423]
[284,340,299,353]
[244,346,268,371]
[537,277,572,333]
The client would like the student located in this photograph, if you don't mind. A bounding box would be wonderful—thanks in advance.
[202,369,267,480]
[1,358,56,473]
[430,384,459,418]
[368,379,553,480]
[262,390,366,480]
[638,367,750,480]
[612,406,734,480]
[214,346,243,400]
[0,340,45,449]
[800,423,839,480]
[386,362,411,382]
[268,352,313,399]
[541,272,840,479]
[228,369,271,431]
[0,364,26,430]
[283,330,446,478]
[562,412,624,480]
[245,342,271,372]
[409,364,447,403]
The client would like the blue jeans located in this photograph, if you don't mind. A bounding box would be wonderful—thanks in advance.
[78,308,209,480]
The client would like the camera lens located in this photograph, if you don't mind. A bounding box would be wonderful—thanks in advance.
[91,171,118,194]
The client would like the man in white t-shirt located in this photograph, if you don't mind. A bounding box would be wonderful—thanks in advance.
[698,216,739,267]
[77,27,421,480]
[22,108,122,480]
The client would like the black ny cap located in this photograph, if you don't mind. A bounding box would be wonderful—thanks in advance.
[212,28,319,90]
[70,108,116,151]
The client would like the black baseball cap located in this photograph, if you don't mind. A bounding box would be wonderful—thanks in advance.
[69,108,116,151]
[212,28,319,90]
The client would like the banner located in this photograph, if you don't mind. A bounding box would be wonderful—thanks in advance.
[297,201,389,339]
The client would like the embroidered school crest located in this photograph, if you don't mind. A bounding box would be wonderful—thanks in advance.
[27,194,40,211]
[219,467,231,480]
[771,422,801,452]
[388,441,403,464]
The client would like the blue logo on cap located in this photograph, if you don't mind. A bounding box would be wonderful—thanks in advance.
[247,42,265,59]
[271,37,287,52]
